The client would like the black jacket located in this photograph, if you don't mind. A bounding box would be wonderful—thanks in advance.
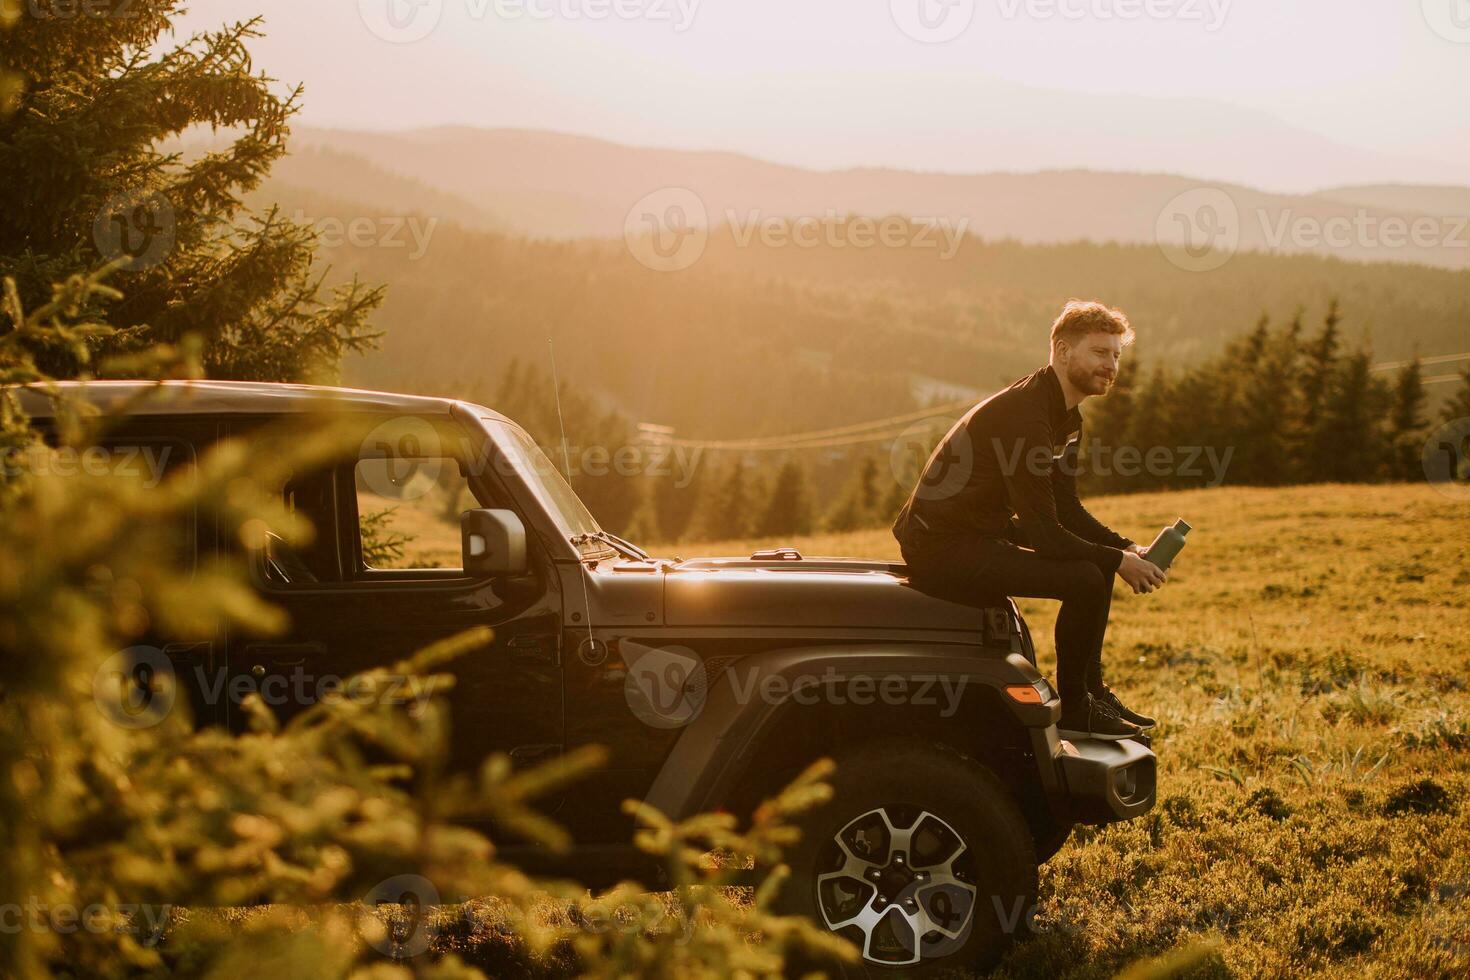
[892,364,1133,572]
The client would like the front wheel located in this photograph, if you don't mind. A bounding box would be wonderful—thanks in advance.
[776,739,1039,975]
[1032,811,1076,864]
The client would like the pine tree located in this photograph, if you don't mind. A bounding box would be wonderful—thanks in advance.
[880,466,912,528]
[621,481,666,545]
[823,488,863,533]
[496,357,526,414]
[1301,302,1342,424]
[687,459,753,542]
[1240,314,1270,370]
[654,450,705,544]
[855,455,881,514]
[743,465,770,538]
[574,408,641,533]
[1120,365,1172,491]
[1218,316,1271,480]
[1388,358,1428,480]
[1442,366,1470,424]
[1284,306,1305,348]
[758,459,814,537]
[1298,302,1342,478]
[825,455,881,531]
[1166,367,1228,489]
[1317,351,1389,482]
[0,10,381,381]
[1235,320,1301,484]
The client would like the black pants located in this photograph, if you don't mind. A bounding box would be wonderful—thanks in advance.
[901,532,1115,704]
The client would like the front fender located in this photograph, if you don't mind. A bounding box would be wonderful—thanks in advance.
[642,644,1058,821]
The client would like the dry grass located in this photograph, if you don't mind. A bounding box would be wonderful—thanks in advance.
[166,484,1468,977]
[662,483,1470,978]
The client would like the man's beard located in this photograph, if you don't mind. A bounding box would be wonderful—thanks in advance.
[1068,361,1113,396]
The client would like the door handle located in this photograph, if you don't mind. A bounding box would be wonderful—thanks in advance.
[242,642,322,680]
[243,642,323,666]
[162,641,210,663]
[509,743,563,768]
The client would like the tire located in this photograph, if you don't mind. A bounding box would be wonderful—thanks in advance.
[1032,813,1075,864]
[776,739,1039,977]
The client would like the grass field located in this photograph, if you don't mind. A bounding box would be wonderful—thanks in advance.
[665,482,1470,977]
[187,484,1469,977]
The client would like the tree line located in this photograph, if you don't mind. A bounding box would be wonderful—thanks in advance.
[258,178,1470,447]
[475,303,1470,547]
[1081,301,1469,492]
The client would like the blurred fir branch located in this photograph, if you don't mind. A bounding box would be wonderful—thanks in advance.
[358,507,413,570]
[0,8,843,979]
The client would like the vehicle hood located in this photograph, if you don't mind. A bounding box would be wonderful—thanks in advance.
[660,556,999,631]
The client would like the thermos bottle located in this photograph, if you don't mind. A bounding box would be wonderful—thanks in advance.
[1145,518,1191,570]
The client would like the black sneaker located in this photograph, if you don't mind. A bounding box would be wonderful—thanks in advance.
[1097,685,1156,729]
[1058,694,1143,742]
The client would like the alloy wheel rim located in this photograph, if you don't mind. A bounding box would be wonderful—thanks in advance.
[815,805,979,966]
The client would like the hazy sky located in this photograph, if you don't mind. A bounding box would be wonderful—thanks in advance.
[174,1,1469,188]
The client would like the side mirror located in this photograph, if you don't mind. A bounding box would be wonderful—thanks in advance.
[461,509,528,577]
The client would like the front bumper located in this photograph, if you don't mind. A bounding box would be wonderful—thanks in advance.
[1055,735,1157,823]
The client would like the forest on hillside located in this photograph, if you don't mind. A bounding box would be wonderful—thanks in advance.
[258,184,1470,445]
[472,304,1470,546]
[240,181,1470,546]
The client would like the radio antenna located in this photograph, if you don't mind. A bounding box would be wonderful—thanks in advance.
[548,339,576,485]
[549,338,596,654]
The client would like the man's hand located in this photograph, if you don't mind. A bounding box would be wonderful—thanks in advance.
[1118,550,1167,594]
[1125,543,1146,556]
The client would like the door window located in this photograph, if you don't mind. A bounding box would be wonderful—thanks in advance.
[354,456,471,570]
[252,416,517,587]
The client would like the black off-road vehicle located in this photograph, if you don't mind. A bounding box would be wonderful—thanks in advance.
[32,381,1157,973]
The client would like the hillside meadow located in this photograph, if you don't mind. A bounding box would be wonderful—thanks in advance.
[129,483,1470,980]
[654,482,1470,978]
[365,481,1470,975]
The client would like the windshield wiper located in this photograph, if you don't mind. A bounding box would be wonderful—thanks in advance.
[571,530,653,563]
[602,529,654,562]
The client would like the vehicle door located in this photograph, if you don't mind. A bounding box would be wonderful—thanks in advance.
[220,412,565,783]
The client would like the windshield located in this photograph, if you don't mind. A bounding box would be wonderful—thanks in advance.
[480,418,603,545]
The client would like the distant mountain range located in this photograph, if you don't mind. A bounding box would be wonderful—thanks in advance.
[208,125,1470,440]
[250,126,1470,270]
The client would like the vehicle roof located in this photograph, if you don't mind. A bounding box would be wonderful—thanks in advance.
[15,380,512,423]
